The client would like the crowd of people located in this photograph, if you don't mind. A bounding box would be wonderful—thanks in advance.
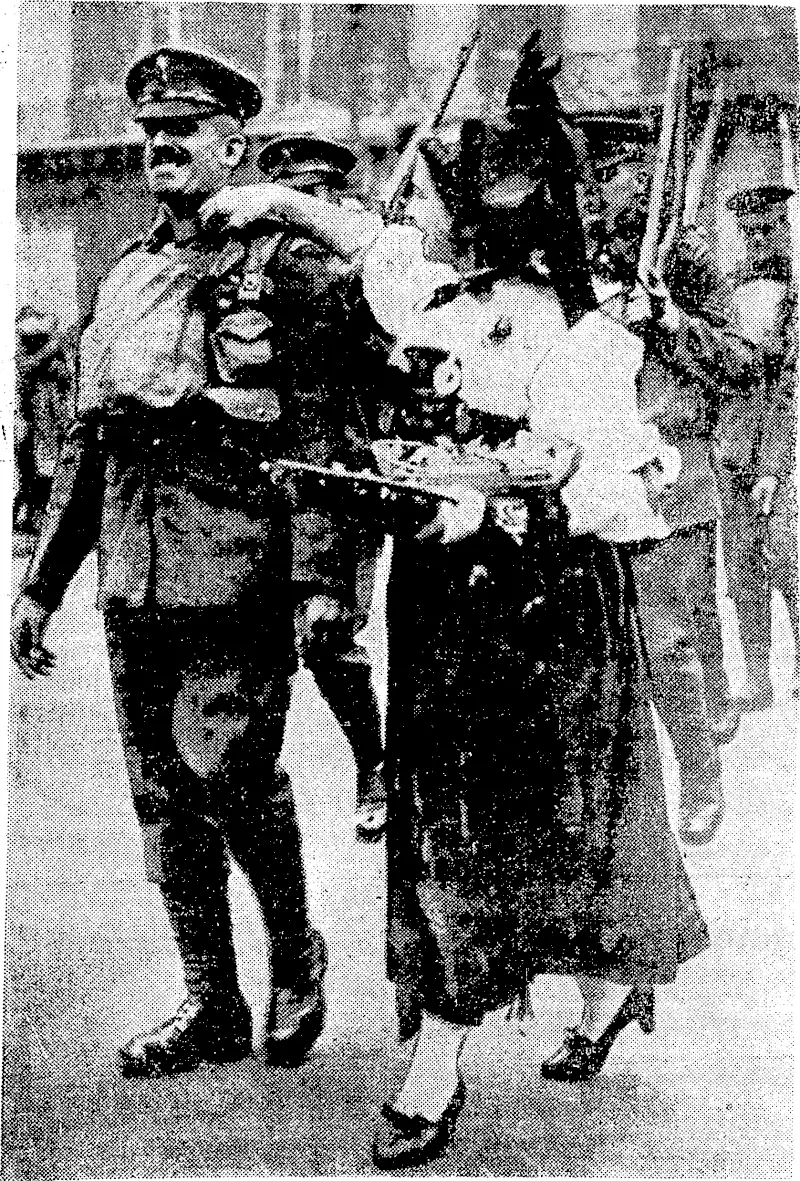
[11,31,797,1171]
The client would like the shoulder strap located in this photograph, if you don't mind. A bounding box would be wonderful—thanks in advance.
[237,231,286,304]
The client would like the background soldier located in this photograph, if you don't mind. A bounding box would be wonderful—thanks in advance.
[624,229,760,844]
[715,183,799,706]
[10,48,331,1078]
[257,134,387,841]
[14,306,73,537]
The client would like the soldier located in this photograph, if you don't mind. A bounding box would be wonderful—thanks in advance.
[10,48,337,1078]
[14,307,74,535]
[622,226,760,845]
[715,183,798,707]
[257,134,387,841]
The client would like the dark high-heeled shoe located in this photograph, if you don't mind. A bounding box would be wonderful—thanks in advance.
[372,1075,466,1170]
[541,987,654,1082]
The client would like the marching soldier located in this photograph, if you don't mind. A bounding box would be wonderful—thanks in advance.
[587,138,756,845]
[10,48,345,1077]
[715,182,798,706]
[622,223,761,845]
[257,134,388,841]
[14,307,74,535]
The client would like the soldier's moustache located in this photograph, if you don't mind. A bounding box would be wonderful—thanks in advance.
[149,145,193,168]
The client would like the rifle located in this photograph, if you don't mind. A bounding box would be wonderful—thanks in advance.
[777,109,799,279]
[381,27,481,224]
[637,46,690,287]
[683,45,741,229]
[655,55,691,276]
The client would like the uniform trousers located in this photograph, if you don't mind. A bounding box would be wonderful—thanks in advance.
[628,524,728,794]
[293,563,385,807]
[104,605,314,988]
[716,465,799,672]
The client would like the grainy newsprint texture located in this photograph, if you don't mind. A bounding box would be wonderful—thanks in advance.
[8,4,796,1177]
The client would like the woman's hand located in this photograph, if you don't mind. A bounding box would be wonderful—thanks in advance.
[200,183,287,234]
[415,485,486,545]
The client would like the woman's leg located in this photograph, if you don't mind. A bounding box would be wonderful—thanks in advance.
[574,976,636,1041]
[393,1011,471,1121]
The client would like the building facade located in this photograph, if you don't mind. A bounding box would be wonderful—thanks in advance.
[17,3,799,324]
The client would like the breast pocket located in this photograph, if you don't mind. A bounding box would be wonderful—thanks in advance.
[210,309,273,385]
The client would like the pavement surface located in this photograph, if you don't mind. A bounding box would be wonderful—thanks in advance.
[3,551,795,1179]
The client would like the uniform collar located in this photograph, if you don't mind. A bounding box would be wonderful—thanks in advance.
[142,205,206,252]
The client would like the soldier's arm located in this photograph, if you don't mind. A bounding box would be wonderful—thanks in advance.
[20,410,106,614]
[648,301,761,398]
[757,296,797,481]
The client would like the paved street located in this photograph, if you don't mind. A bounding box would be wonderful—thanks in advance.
[4,553,795,1179]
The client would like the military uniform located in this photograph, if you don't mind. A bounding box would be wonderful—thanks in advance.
[628,269,756,784]
[15,48,370,1076]
[628,268,759,830]
[258,134,388,833]
[14,309,74,533]
[715,248,798,702]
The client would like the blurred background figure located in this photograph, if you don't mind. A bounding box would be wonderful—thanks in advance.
[715,178,799,706]
[14,306,73,539]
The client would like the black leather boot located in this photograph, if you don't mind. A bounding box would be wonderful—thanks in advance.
[354,764,387,842]
[118,993,252,1078]
[266,928,328,1066]
[225,768,328,1065]
[118,883,252,1078]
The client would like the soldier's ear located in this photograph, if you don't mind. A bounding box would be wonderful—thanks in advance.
[224,133,247,169]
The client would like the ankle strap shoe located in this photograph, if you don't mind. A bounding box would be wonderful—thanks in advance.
[372,1076,466,1170]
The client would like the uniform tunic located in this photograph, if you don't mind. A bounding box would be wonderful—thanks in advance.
[714,255,798,665]
[22,210,379,935]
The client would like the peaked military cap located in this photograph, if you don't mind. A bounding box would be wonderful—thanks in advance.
[126,46,263,123]
[257,135,357,189]
[726,184,794,214]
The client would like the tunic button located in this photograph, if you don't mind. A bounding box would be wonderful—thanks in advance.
[153,437,161,447]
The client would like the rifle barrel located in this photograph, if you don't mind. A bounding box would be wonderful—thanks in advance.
[638,46,688,282]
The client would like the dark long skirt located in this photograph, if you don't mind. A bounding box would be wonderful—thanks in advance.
[384,499,709,1040]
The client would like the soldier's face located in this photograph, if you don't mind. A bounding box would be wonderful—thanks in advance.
[736,207,790,263]
[142,115,245,203]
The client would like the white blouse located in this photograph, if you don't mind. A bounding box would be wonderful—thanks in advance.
[362,225,680,544]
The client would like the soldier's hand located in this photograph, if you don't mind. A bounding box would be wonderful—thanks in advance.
[626,273,680,334]
[10,593,55,679]
[751,475,779,516]
[295,594,352,658]
[675,225,712,270]
[415,485,486,545]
